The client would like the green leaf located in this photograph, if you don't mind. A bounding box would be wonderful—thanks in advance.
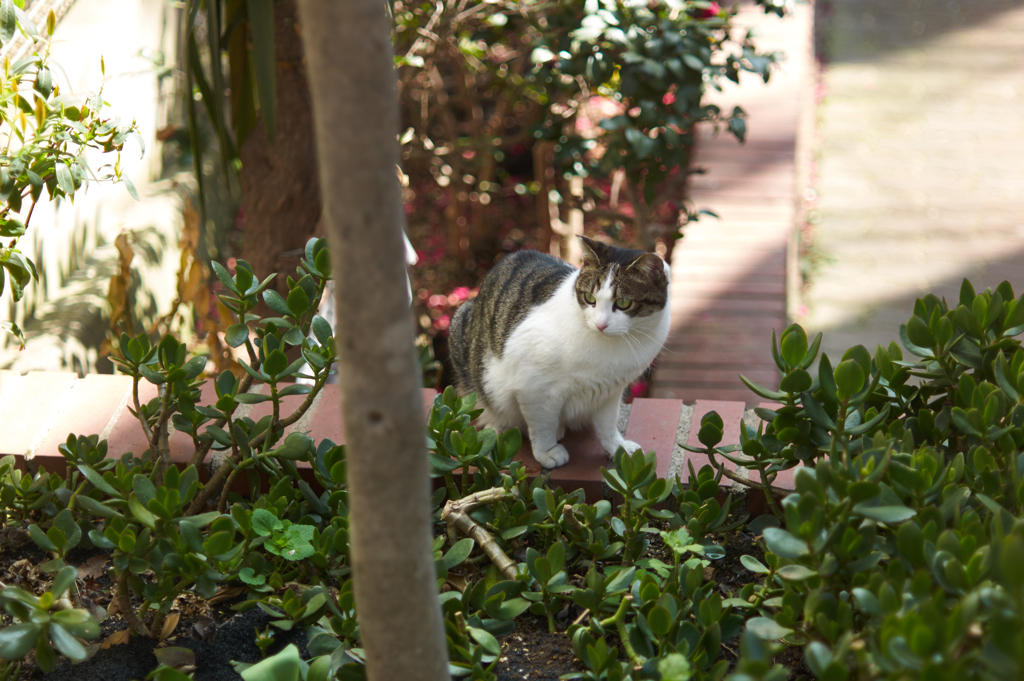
[844,403,890,436]
[51,608,100,638]
[899,323,934,359]
[179,520,205,553]
[658,653,693,681]
[75,494,121,519]
[468,626,500,656]
[801,392,836,430]
[739,374,787,401]
[234,392,271,405]
[779,369,812,393]
[833,360,866,400]
[241,643,302,681]
[311,315,333,347]
[906,314,935,349]
[0,622,41,660]
[780,325,808,367]
[648,606,673,637]
[444,538,475,570]
[546,541,566,574]
[211,259,235,291]
[225,323,249,348]
[263,289,292,316]
[307,654,333,681]
[251,509,283,537]
[263,349,288,378]
[78,465,119,496]
[776,565,817,581]
[55,161,75,195]
[246,0,277,143]
[0,0,14,46]
[49,622,88,660]
[746,617,792,640]
[50,565,78,599]
[740,554,769,574]
[495,597,531,619]
[28,523,58,552]
[35,635,58,673]
[270,432,312,460]
[182,355,208,380]
[52,510,81,551]
[122,175,140,201]
[762,527,808,559]
[128,491,155,528]
[428,452,461,474]
[133,475,157,506]
[286,287,310,316]
[851,503,916,523]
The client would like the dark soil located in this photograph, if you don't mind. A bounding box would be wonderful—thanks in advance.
[1,506,810,680]
[497,614,583,681]
[36,606,308,681]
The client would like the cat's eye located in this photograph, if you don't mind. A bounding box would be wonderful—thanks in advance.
[614,297,632,310]
[583,291,596,305]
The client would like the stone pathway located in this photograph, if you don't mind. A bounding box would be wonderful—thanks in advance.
[653,0,1024,401]
[799,0,1024,361]
[652,1,814,404]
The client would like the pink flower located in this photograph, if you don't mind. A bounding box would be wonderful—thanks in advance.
[693,2,721,19]
[662,92,676,105]
[629,381,648,401]
[436,314,451,331]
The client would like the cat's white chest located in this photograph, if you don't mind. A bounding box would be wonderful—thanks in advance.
[480,273,669,430]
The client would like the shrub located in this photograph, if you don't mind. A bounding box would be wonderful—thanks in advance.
[690,279,1024,680]
[396,0,787,314]
[5,269,1024,681]
[0,3,141,348]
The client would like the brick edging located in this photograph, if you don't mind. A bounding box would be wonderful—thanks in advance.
[0,371,796,506]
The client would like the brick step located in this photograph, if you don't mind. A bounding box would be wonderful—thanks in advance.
[0,371,797,512]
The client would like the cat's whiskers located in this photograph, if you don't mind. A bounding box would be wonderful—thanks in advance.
[619,331,644,368]
[625,325,680,357]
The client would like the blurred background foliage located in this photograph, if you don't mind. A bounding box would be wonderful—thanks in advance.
[2,0,790,381]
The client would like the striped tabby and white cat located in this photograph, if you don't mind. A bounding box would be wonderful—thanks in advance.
[448,236,670,468]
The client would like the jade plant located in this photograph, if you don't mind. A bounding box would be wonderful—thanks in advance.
[4,274,1024,681]
[688,279,1024,679]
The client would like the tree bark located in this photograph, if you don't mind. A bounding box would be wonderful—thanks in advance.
[294,3,450,681]
[240,0,321,288]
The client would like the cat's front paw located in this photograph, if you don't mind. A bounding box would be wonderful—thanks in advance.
[534,444,570,469]
[620,439,643,454]
[603,438,643,458]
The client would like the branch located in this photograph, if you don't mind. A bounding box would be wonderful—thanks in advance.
[441,488,519,581]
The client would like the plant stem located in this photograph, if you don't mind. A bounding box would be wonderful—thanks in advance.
[442,488,519,580]
[599,595,644,667]
[115,570,149,636]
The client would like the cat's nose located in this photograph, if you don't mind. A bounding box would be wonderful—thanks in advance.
[596,320,609,332]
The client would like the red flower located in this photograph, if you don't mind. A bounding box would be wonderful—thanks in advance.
[693,2,721,19]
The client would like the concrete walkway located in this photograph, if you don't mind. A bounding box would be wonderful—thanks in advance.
[653,0,1024,402]
[652,1,814,404]
[799,0,1024,362]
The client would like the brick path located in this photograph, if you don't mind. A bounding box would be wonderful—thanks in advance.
[651,2,814,405]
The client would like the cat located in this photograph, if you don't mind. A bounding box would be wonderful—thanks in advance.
[447,235,671,468]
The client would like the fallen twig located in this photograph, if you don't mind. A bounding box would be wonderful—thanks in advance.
[441,488,519,581]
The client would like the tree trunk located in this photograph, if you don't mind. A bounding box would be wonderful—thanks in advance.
[240,0,321,287]
[294,2,450,681]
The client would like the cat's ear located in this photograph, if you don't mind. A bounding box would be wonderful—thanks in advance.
[578,235,605,266]
[627,253,667,282]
